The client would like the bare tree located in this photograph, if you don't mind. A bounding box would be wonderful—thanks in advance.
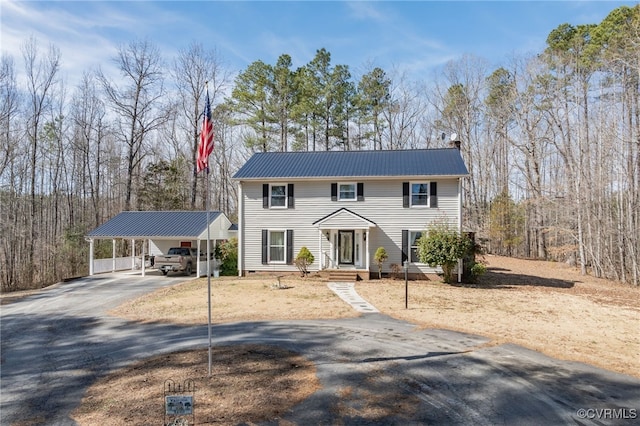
[171,41,230,209]
[22,36,61,287]
[97,39,168,212]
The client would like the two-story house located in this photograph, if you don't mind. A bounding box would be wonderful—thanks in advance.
[232,148,469,279]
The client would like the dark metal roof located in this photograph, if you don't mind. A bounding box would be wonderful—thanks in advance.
[232,148,469,180]
[86,211,222,239]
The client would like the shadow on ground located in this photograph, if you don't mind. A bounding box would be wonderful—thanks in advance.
[461,267,576,289]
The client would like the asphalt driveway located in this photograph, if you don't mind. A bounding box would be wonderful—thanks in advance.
[1,273,639,425]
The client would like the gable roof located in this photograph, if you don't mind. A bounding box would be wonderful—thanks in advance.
[232,148,468,180]
[86,211,223,239]
[312,208,377,229]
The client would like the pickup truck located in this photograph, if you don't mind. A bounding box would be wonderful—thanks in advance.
[155,247,200,276]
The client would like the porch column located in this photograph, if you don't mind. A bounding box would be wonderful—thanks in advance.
[365,229,370,270]
[88,238,94,276]
[112,239,116,272]
[317,229,322,271]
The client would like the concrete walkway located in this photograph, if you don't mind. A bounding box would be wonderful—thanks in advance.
[327,282,379,313]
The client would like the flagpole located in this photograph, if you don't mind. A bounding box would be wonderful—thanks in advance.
[204,81,213,378]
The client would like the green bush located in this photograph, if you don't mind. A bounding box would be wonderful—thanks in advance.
[417,223,472,283]
[374,247,388,279]
[216,238,238,276]
[295,246,315,276]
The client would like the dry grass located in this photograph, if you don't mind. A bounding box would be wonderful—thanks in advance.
[70,255,639,425]
[358,255,640,378]
[109,275,360,324]
[72,344,319,425]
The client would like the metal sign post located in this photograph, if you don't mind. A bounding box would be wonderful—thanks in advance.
[404,260,409,309]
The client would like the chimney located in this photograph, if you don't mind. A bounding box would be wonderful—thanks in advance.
[450,139,461,150]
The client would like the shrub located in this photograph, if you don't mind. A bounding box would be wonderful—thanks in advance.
[390,263,401,280]
[471,262,487,280]
[374,247,388,279]
[216,238,238,276]
[295,247,315,277]
[417,223,472,283]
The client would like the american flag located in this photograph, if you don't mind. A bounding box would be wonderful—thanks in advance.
[196,90,214,173]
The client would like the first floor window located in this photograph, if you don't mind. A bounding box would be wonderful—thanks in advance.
[410,231,422,263]
[269,231,285,262]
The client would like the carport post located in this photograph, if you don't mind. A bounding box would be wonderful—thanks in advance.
[88,238,94,276]
[131,239,135,270]
[112,239,116,272]
[141,239,146,277]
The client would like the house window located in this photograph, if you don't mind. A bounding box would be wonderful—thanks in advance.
[411,182,429,207]
[269,231,285,262]
[410,231,423,263]
[339,183,356,201]
[270,185,286,207]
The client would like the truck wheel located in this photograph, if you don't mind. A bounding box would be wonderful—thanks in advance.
[161,270,168,276]
[185,263,192,276]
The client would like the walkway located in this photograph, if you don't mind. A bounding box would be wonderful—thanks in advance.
[327,282,379,313]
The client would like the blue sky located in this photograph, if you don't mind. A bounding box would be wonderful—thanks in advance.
[1,1,637,87]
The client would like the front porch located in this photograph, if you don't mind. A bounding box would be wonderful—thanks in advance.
[313,208,377,277]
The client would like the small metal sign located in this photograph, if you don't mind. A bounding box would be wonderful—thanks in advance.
[165,395,193,415]
[164,379,195,425]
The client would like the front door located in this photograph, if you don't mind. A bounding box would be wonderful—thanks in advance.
[338,230,355,265]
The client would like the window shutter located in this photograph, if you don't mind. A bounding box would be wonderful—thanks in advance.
[331,183,337,201]
[402,182,409,208]
[286,229,294,264]
[261,229,268,264]
[287,183,294,208]
[262,184,269,208]
[430,182,438,208]
[357,182,364,201]
[401,230,408,263]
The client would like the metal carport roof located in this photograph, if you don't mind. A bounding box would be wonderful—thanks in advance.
[86,211,226,239]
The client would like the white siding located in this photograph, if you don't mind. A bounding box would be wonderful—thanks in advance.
[239,178,461,275]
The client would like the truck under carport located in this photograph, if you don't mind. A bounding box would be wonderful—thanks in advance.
[85,211,236,277]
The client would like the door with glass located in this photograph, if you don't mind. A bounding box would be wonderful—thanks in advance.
[338,230,355,265]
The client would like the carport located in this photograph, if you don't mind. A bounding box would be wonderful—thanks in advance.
[85,211,236,277]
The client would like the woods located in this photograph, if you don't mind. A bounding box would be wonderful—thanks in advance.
[1,5,638,290]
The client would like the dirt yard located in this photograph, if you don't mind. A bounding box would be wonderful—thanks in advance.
[72,255,639,425]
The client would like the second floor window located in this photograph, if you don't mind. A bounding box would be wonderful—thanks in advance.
[339,183,356,200]
[271,184,286,207]
[411,183,429,206]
